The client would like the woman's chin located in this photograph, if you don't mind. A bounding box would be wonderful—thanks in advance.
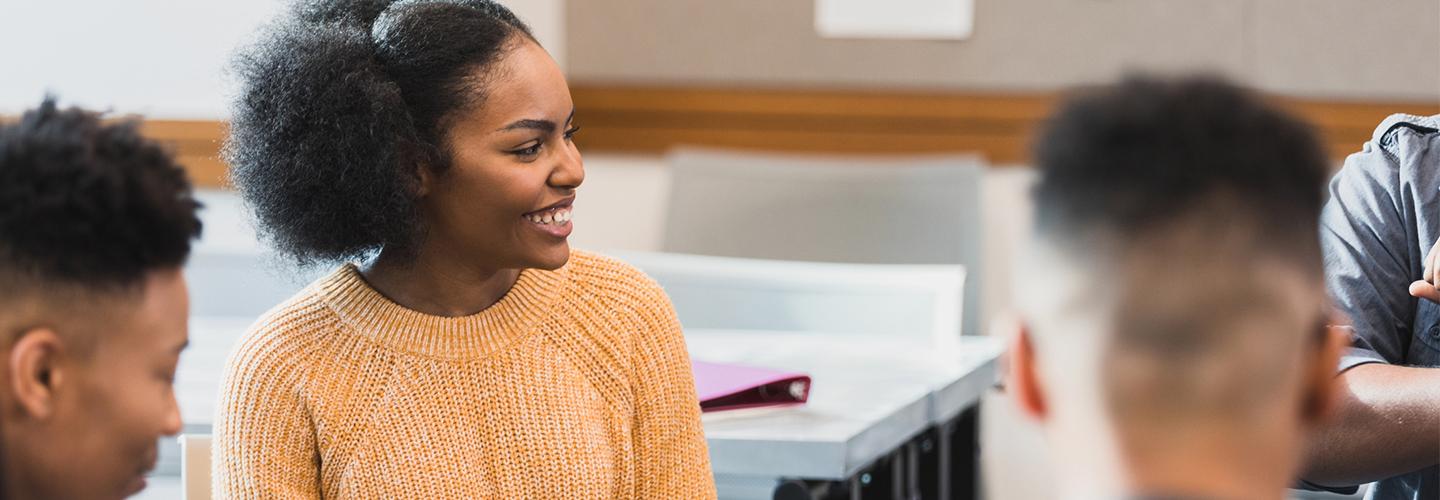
[528,244,572,270]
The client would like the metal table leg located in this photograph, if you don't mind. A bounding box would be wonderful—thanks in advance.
[947,406,980,500]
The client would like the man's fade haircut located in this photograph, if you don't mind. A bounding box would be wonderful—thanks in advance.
[1028,75,1332,418]
[0,97,202,297]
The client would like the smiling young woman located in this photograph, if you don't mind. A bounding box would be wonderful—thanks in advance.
[213,1,715,498]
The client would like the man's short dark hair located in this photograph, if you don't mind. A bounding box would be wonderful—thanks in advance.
[1025,75,1334,420]
[0,98,202,292]
[1033,75,1329,255]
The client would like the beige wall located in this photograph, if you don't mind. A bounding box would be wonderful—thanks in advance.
[0,0,568,118]
[1251,1,1440,100]
[0,0,287,118]
[567,0,1440,101]
[506,0,568,69]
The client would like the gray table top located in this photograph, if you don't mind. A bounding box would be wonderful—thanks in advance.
[686,330,1002,479]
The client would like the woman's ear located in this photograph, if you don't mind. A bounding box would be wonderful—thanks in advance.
[414,163,433,198]
[1004,314,1049,422]
[7,327,65,421]
[401,141,436,198]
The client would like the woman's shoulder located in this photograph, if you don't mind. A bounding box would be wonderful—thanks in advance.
[225,270,346,376]
[547,250,685,383]
[562,249,666,302]
[553,250,681,342]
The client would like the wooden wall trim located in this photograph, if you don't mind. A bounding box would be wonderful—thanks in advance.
[569,86,1057,163]
[38,86,1436,188]
[139,120,230,189]
[570,85,1440,164]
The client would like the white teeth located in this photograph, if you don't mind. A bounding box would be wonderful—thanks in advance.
[525,208,572,225]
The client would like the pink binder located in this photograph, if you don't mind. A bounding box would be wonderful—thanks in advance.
[691,360,812,412]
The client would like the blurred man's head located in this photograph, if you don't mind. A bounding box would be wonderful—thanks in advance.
[1007,76,1347,497]
[0,98,201,499]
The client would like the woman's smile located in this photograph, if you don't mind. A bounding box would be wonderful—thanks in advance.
[522,200,574,239]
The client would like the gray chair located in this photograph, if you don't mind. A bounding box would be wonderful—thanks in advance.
[661,148,985,335]
[615,251,965,353]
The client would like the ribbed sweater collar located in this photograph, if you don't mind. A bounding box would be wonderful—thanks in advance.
[318,263,567,360]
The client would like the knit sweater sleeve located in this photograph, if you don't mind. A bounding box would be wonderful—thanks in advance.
[212,309,323,499]
[630,277,718,499]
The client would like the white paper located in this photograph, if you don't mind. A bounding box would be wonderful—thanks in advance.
[815,0,974,40]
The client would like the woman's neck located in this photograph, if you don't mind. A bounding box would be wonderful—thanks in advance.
[360,245,521,317]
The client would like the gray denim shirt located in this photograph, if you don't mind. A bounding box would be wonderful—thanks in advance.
[1319,113,1440,500]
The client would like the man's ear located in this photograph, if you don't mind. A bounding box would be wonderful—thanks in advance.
[1300,325,1350,424]
[1004,314,1049,422]
[7,327,66,420]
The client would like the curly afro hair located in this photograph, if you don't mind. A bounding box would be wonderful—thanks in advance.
[0,97,202,291]
[225,0,533,265]
[1032,75,1329,251]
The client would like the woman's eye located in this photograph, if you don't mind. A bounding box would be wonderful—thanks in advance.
[564,126,581,141]
[511,142,542,157]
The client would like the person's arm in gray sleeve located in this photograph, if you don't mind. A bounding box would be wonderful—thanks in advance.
[1322,135,1412,369]
[1301,117,1440,489]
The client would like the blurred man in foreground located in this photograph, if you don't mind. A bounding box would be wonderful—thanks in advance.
[1006,76,1349,499]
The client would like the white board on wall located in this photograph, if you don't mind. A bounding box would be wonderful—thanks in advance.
[815,0,974,40]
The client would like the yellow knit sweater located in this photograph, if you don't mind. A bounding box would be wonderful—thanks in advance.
[212,251,716,499]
